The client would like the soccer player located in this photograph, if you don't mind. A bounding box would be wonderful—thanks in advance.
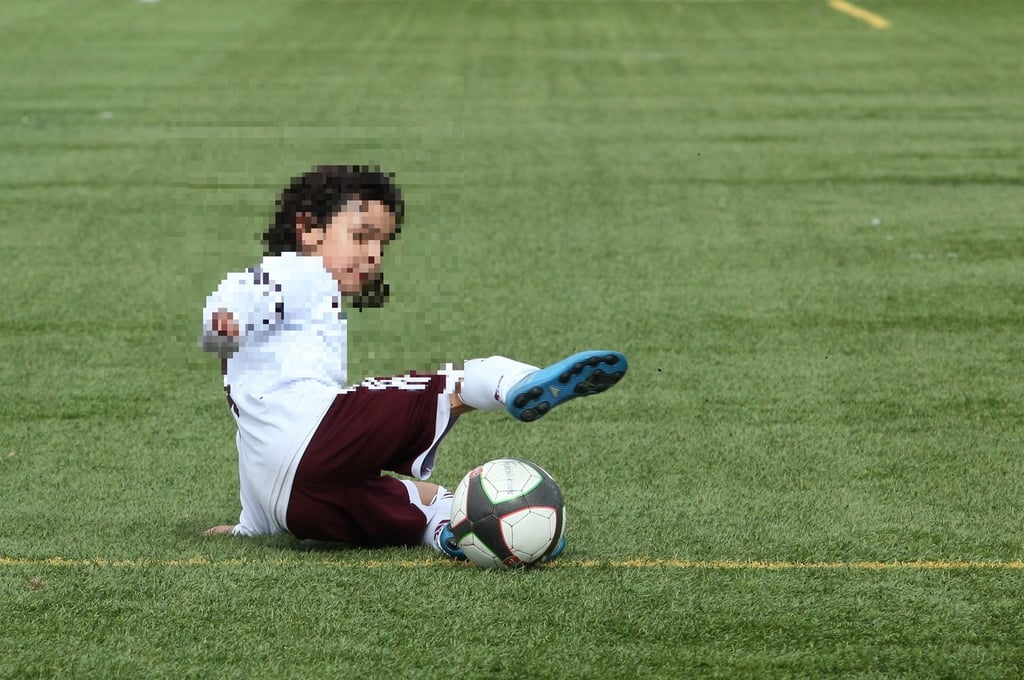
[200,165,627,559]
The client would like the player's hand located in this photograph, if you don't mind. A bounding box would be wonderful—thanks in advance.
[203,524,237,536]
[211,309,240,337]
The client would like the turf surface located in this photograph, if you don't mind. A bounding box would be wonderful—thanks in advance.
[2,0,1024,677]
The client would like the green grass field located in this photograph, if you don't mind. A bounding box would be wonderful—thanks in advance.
[3,0,1024,676]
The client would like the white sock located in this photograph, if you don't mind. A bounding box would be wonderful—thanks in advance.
[421,487,454,552]
[459,356,538,411]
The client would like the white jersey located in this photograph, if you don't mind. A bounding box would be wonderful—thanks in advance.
[201,252,346,536]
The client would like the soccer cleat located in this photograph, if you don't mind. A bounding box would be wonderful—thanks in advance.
[505,350,628,422]
[437,522,466,560]
[541,535,567,563]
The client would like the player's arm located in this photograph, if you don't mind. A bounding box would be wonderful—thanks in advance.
[200,269,284,356]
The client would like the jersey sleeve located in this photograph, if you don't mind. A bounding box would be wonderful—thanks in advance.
[200,267,285,357]
[231,508,261,537]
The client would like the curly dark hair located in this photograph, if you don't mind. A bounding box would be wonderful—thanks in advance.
[262,164,404,310]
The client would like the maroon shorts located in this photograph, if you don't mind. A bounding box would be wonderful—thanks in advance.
[285,373,455,547]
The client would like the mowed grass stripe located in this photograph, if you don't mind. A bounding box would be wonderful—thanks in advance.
[3,2,1024,677]
[4,556,1024,570]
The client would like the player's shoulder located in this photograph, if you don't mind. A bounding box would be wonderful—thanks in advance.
[257,253,332,284]
[251,252,297,278]
[250,254,338,307]
[240,253,301,290]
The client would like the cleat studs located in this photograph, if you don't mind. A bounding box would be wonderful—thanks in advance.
[520,409,537,422]
[587,356,601,366]
[558,371,571,384]
[604,354,619,364]
[572,362,584,374]
[573,384,588,395]
[513,386,546,410]
[536,401,551,414]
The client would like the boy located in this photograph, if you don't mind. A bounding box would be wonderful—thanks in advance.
[201,164,627,559]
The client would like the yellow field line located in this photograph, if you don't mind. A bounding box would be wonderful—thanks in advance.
[598,559,1024,570]
[828,0,891,29]
[4,556,1024,570]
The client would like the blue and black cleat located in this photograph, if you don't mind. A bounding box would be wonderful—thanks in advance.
[438,523,466,560]
[505,350,628,422]
[541,535,567,563]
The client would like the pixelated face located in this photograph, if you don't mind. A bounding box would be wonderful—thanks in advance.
[299,199,397,295]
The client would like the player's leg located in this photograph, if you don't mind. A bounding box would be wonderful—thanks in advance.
[286,371,462,547]
[357,479,462,559]
[413,481,467,559]
[443,351,626,565]
[408,480,462,556]
[456,351,627,422]
[449,391,474,417]
[411,481,459,555]
[289,474,459,551]
[411,480,438,504]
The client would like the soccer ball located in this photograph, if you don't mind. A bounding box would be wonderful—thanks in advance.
[449,458,566,569]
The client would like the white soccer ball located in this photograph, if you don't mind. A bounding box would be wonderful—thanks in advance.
[449,458,567,569]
